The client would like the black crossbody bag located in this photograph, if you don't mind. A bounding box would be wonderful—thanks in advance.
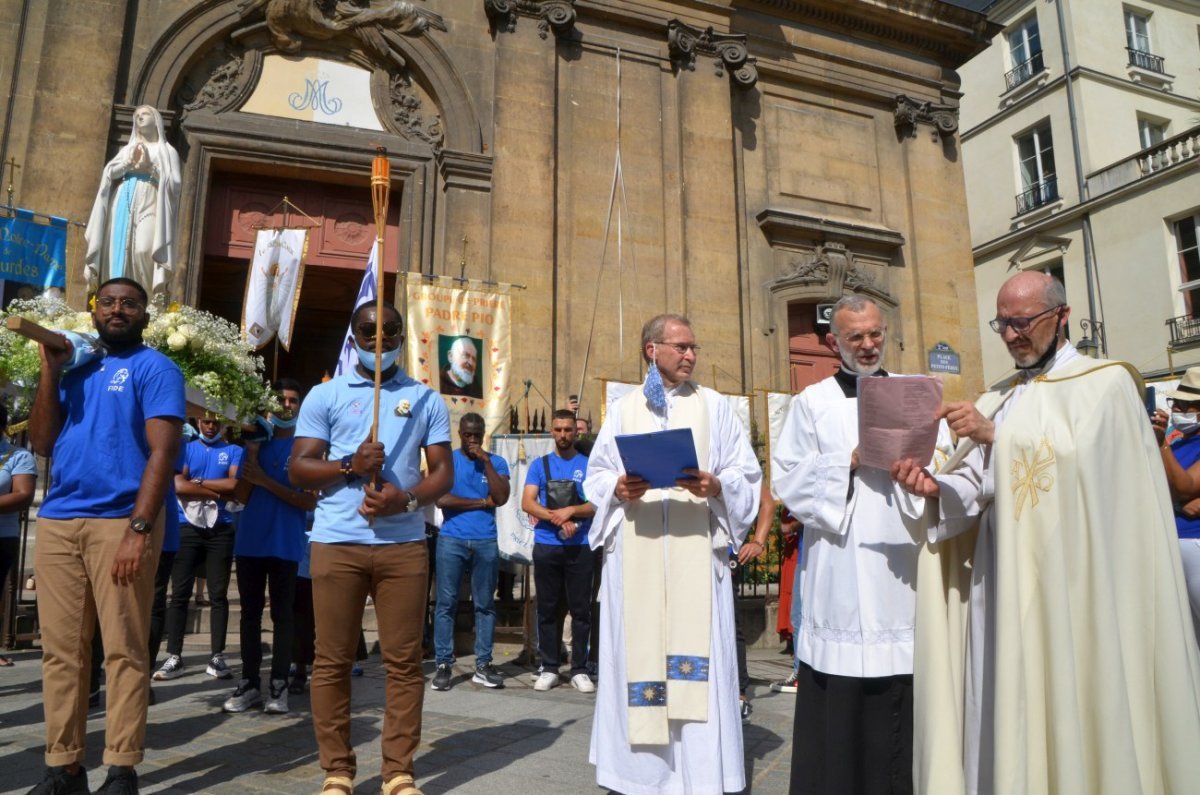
[543,456,583,510]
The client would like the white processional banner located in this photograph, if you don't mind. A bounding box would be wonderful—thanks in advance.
[405,277,511,443]
[491,434,554,563]
[602,380,752,435]
[242,228,308,350]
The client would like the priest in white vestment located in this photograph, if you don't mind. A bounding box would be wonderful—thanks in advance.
[773,295,951,794]
[895,271,1200,795]
[584,313,761,795]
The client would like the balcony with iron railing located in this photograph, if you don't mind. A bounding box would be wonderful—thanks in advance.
[1086,124,1200,197]
[1005,50,1045,92]
[1127,47,1165,74]
[1015,177,1059,215]
[1166,314,1200,350]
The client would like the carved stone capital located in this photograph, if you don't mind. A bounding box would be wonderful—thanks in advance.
[894,94,959,140]
[484,0,577,40]
[667,19,758,89]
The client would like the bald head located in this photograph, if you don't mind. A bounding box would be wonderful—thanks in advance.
[994,271,1070,368]
[997,271,1066,309]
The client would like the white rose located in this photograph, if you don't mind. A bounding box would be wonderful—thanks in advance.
[167,333,188,351]
[180,324,197,337]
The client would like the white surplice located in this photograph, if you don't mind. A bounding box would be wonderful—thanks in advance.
[771,374,950,678]
[584,382,761,795]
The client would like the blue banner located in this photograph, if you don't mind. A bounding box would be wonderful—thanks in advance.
[0,209,67,288]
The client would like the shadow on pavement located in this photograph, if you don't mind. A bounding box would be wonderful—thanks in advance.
[417,717,572,794]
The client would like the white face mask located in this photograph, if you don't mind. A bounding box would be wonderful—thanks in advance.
[1172,412,1200,435]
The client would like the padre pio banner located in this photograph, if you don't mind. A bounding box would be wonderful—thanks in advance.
[242,228,308,350]
[406,277,511,441]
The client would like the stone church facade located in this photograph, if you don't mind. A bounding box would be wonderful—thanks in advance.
[0,0,994,405]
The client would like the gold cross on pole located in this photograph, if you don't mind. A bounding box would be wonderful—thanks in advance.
[4,157,19,208]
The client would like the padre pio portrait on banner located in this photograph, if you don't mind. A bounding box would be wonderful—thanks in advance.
[439,334,483,400]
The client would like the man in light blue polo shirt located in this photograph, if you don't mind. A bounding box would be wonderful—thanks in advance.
[290,302,452,795]
[431,413,510,693]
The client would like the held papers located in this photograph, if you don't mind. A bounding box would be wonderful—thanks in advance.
[856,375,942,470]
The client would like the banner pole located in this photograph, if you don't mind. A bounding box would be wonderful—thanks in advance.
[370,147,391,445]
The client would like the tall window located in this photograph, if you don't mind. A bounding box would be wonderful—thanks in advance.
[1006,15,1044,90]
[1139,117,1167,150]
[1015,124,1058,214]
[1125,10,1151,53]
[1177,215,1200,317]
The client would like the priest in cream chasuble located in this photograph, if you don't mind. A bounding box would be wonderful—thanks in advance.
[584,314,761,795]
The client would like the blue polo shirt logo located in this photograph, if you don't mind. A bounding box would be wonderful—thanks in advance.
[217,451,230,466]
[107,368,130,392]
[349,399,364,416]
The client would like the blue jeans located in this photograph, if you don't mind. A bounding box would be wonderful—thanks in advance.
[434,535,499,665]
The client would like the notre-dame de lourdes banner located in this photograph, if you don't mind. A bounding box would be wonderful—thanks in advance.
[405,277,511,442]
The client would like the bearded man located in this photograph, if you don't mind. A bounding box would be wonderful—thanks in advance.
[439,336,481,399]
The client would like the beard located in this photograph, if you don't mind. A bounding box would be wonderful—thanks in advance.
[95,316,146,348]
[838,346,881,376]
[449,361,476,386]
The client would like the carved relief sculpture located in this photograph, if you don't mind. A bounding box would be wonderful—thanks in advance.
[484,0,577,40]
[237,0,446,71]
[183,50,248,113]
[84,105,182,302]
[667,19,758,89]
[389,74,444,148]
[894,94,959,140]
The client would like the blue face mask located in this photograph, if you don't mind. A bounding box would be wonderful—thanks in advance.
[200,429,222,444]
[354,342,402,373]
[642,344,668,412]
[270,414,298,429]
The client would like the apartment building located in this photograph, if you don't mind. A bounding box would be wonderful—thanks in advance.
[959,0,1200,382]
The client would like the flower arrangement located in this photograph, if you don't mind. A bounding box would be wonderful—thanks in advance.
[0,294,278,422]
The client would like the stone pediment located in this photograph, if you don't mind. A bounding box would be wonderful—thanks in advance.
[1008,234,1071,271]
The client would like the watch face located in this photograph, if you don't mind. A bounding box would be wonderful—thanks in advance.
[130,518,149,533]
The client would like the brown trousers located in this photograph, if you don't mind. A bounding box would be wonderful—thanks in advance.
[35,515,163,766]
[310,540,428,782]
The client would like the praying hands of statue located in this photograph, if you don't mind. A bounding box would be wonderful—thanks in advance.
[938,400,994,444]
[676,468,722,499]
[128,143,152,175]
[890,458,940,498]
[616,474,650,502]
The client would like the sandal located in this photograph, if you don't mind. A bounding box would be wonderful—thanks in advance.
[382,774,422,795]
[321,775,353,793]
[0,656,13,667]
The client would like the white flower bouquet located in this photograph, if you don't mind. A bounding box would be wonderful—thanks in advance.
[0,295,278,421]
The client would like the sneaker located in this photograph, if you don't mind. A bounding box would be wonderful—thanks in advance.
[94,766,137,795]
[222,679,262,713]
[152,655,184,681]
[431,663,452,691]
[570,673,596,694]
[205,653,232,679]
[770,669,799,694]
[740,698,753,723]
[26,765,90,794]
[263,679,289,714]
[472,663,504,689]
[533,671,559,691]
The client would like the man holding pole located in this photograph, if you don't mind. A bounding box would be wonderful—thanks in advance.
[290,302,452,795]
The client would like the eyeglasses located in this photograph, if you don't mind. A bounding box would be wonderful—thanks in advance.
[988,305,1063,334]
[356,321,402,339]
[95,296,145,311]
[656,341,701,354]
[839,328,885,345]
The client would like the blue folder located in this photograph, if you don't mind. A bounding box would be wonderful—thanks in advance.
[614,428,699,488]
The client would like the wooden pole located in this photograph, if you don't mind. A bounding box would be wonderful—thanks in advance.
[370,148,390,444]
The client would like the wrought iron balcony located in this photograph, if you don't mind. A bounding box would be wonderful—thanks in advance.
[1127,47,1165,74]
[1167,315,1200,349]
[1014,178,1058,215]
[1005,51,1045,92]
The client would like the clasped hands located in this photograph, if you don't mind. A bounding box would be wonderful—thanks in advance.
[616,468,722,503]
[349,439,415,519]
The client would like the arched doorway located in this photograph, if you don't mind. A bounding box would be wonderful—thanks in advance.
[788,301,840,392]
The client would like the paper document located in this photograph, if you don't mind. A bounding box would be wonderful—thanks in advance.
[856,375,943,470]
[614,428,699,489]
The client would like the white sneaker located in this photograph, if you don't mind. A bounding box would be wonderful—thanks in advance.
[533,671,559,691]
[206,653,233,679]
[570,673,596,693]
[222,679,262,713]
[153,654,184,681]
[263,679,289,714]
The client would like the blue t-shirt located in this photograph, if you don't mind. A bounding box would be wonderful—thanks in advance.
[295,367,450,545]
[0,441,37,539]
[524,451,590,546]
[41,345,185,519]
[1173,434,1200,539]
[441,448,510,541]
[176,439,243,526]
[235,436,308,562]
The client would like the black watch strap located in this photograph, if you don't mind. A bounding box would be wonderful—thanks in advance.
[340,454,357,483]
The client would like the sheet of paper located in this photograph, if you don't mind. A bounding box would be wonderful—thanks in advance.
[856,375,943,471]
[614,428,699,489]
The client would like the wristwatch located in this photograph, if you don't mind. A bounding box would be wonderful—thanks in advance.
[129,517,150,535]
[405,491,420,513]
[339,454,357,484]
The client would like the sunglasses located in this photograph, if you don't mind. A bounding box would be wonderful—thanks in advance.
[356,321,402,339]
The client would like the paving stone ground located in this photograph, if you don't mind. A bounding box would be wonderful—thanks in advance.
[0,638,795,794]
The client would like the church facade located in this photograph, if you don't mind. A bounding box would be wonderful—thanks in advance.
[0,0,994,404]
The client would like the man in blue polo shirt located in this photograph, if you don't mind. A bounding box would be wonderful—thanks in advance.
[522,408,596,693]
[155,414,242,682]
[290,302,452,795]
[431,413,511,692]
[224,377,317,715]
[28,277,184,795]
